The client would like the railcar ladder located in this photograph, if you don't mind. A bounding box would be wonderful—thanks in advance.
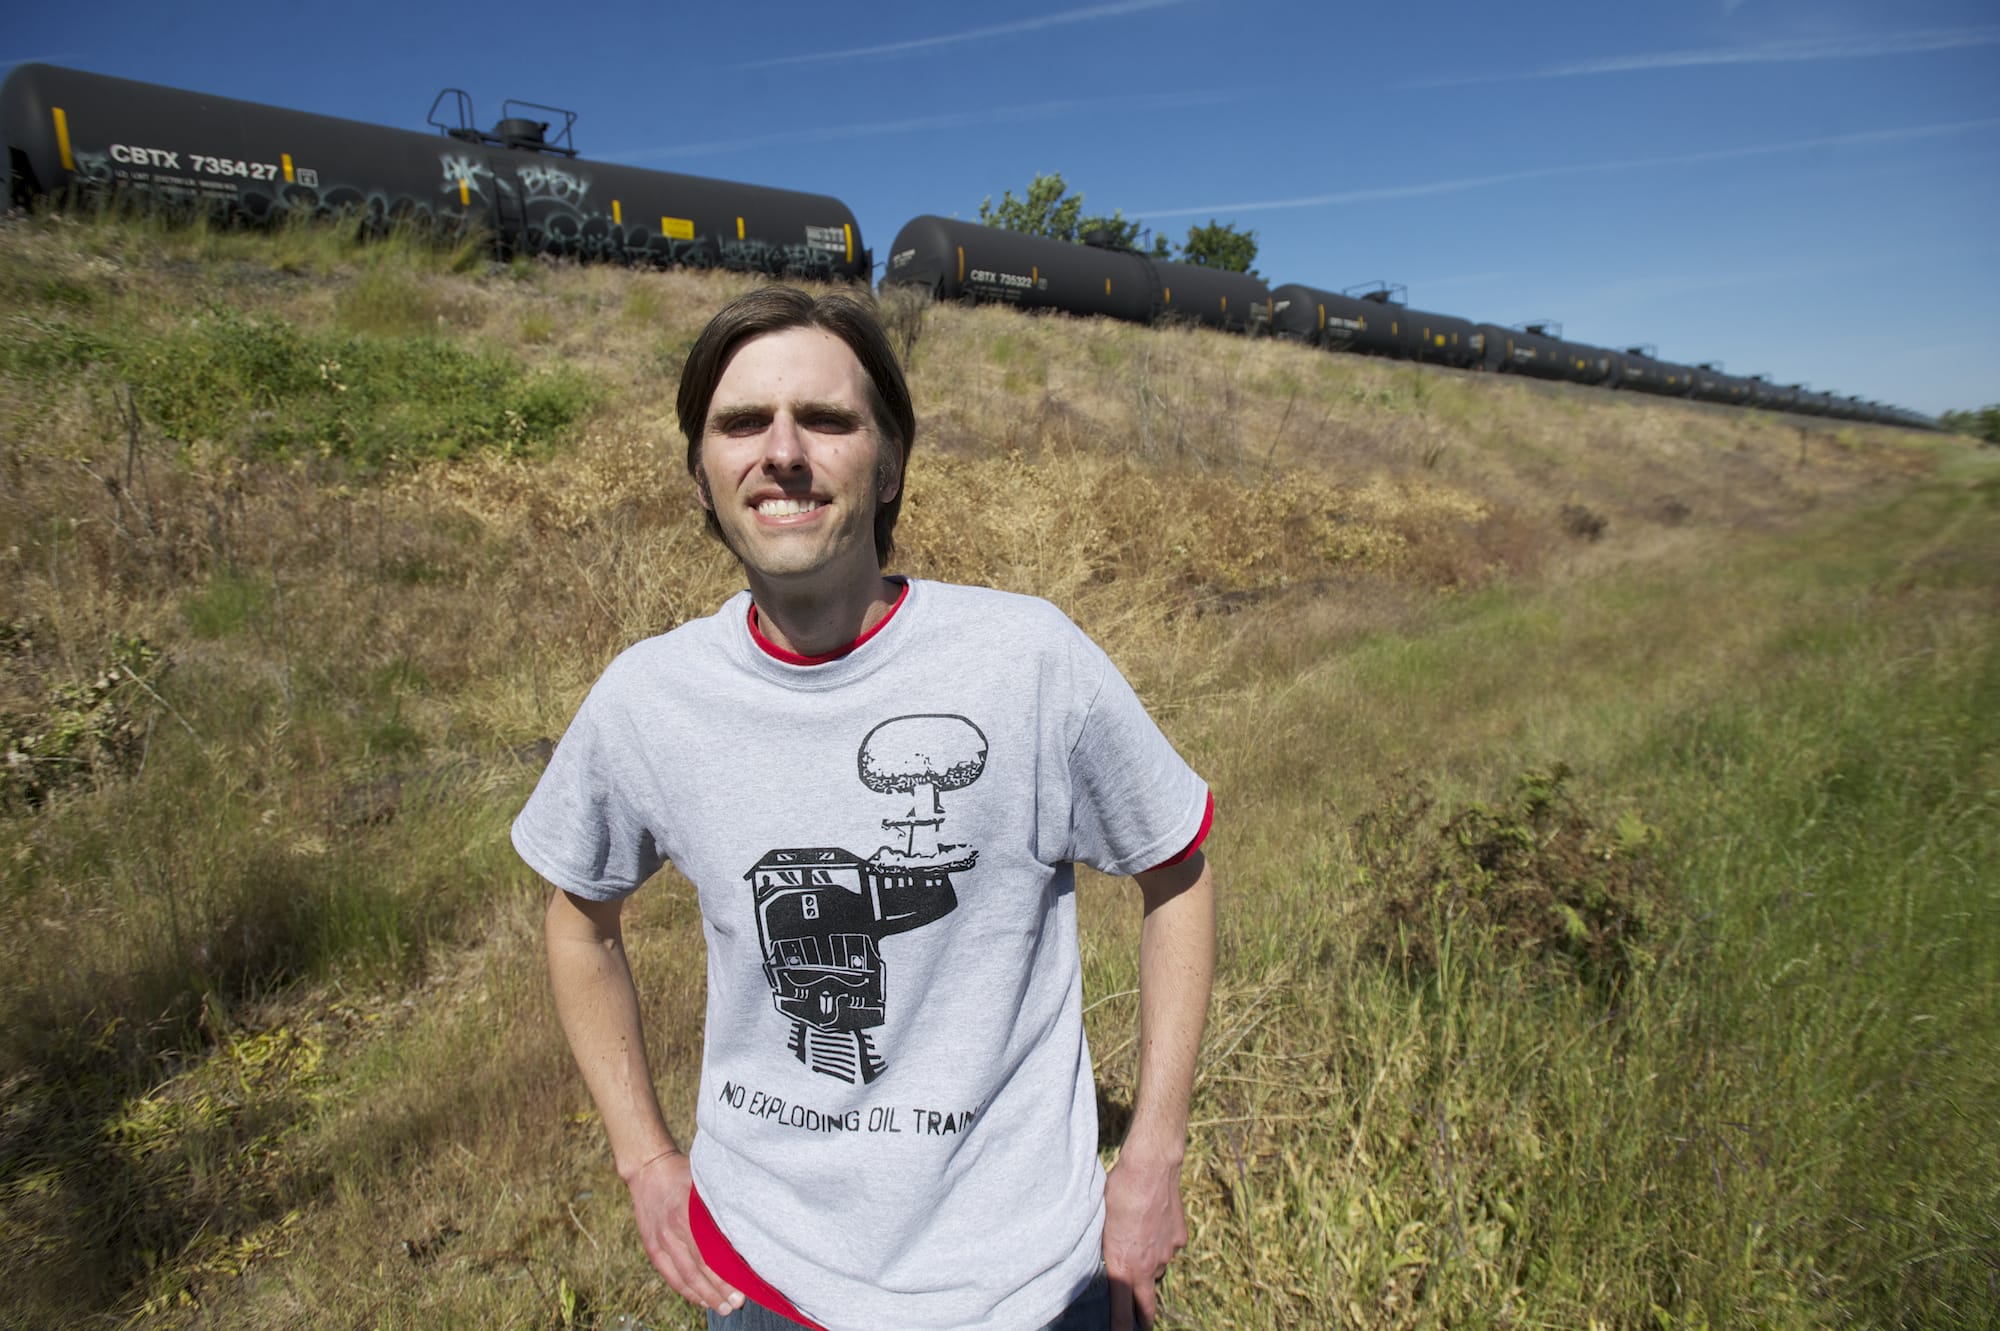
[1140,256,1167,322]
[489,179,528,259]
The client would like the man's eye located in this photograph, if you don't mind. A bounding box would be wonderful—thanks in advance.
[719,416,766,435]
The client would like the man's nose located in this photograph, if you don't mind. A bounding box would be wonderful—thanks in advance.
[761,412,807,471]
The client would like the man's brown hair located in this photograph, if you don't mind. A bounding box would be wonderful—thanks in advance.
[676,286,916,564]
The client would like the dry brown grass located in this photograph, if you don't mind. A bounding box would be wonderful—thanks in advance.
[0,213,1974,1330]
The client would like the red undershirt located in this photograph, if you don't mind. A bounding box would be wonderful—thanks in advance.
[696,584,1213,1327]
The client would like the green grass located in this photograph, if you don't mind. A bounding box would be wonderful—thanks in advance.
[1132,470,2000,1329]
[128,307,596,467]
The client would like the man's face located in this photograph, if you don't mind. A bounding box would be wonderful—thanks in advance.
[697,326,898,588]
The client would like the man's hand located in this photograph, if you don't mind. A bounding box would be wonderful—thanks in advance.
[628,1149,745,1317]
[1102,1151,1189,1331]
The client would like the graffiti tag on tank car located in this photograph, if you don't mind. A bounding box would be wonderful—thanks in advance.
[437,153,495,201]
[517,164,588,208]
[722,236,841,279]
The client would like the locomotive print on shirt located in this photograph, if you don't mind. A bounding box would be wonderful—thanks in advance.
[746,714,988,1084]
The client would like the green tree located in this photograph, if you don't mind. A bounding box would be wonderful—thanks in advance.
[1938,404,2000,444]
[979,175,1170,256]
[1177,219,1260,277]
[979,172,1085,242]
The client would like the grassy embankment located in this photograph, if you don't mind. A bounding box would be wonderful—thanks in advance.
[1,210,1994,1329]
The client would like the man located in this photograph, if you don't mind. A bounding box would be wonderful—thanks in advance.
[515,286,1214,1331]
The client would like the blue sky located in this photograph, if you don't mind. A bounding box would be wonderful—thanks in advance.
[6,0,1995,415]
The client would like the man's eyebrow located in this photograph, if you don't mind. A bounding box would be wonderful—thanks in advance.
[708,398,866,425]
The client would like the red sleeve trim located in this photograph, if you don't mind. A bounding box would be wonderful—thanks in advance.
[1145,789,1214,872]
[689,1183,827,1330]
[748,579,909,665]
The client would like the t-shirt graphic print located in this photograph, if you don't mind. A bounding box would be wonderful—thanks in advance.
[749,714,986,1084]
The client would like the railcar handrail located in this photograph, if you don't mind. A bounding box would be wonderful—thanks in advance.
[500,100,578,156]
[428,89,482,143]
[425,88,579,157]
[1343,281,1407,306]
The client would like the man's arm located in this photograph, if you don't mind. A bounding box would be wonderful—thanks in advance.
[1103,851,1215,1331]
[544,887,744,1317]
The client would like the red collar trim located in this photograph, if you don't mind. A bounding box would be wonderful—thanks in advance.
[748,580,909,666]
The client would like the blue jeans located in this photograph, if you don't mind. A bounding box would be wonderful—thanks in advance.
[705,1266,1110,1331]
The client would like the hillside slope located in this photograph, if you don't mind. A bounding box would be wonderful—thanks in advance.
[1,214,1991,1330]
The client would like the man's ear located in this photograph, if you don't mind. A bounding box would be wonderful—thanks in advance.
[693,465,714,512]
[877,451,902,504]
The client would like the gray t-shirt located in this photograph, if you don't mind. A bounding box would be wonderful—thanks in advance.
[513,579,1208,1331]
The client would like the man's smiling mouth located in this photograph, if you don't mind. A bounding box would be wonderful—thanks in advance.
[756,497,827,517]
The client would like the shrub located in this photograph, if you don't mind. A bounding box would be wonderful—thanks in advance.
[1,627,167,809]
[1560,503,1608,540]
[1351,765,1669,994]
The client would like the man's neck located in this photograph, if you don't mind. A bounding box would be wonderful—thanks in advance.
[746,569,901,659]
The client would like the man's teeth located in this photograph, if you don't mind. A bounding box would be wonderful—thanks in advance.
[757,497,824,517]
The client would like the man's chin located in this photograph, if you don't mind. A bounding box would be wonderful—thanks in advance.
[736,543,843,585]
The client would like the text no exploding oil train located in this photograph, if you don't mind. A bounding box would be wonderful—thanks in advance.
[0,63,1935,430]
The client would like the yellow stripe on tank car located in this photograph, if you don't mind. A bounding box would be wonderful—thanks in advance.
[1104,278,1111,295]
[612,199,622,225]
[736,216,745,240]
[1221,295,1228,311]
[52,107,74,171]
[458,178,470,206]
[1163,286,1171,304]
[844,223,853,262]
[281,153,294,183]
[1318,303,1325,330]
[957,246,964,283]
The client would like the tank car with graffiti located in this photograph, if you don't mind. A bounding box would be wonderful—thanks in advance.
[0,63,867,280]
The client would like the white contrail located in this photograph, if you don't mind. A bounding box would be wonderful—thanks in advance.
[1410,26,2000,87]
[735,0,1196,69]
[1135,118,2000,220]
[609,90,1235,162]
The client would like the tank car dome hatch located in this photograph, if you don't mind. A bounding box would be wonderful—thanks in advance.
[1347,281,1408,307]
[493,118,547,150]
